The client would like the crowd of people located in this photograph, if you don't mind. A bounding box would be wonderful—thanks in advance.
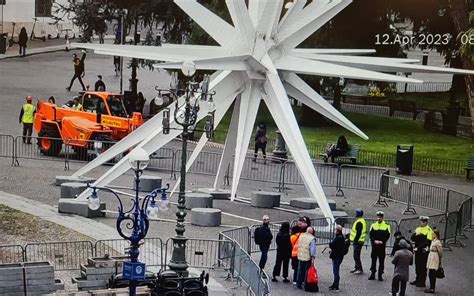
[254,210,443,294]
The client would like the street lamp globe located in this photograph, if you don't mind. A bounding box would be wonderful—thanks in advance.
[154,93,164,106]
[88,191,101,211]
[128,147,150,171]
[207,96,216,111]
[146,201,159,219]
[181,60,197,77]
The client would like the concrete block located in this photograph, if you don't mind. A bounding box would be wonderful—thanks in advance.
[25,283,57,294]
[88,257,124,268]
[185,193,213,210]
[0,263,23,275]
[24,261,54,275]
[191,208,221,227]
[290,198,318,209]
[0,279,23,287]
[80,264,117,276]
[251,191,281,208]
[58,198,106,218]
[0,273,23,282]
[0,286,24,293]
[298,208,325,219]
[25,277,55,285]
[81,270,114,281]
[197,188,231,200]
[72,277,107,290]
[54,278,65,291]
[60,182,89,199]
[55,175,96,186]
[134,175,162,192]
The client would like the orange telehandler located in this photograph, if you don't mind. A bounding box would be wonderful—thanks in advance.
[34,92,144,157]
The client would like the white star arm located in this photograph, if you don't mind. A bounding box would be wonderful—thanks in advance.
[231,82,262,200]
[253,0,283,38]
[72,43,229,62]
[292,52,419,64]
[226,0,256,51]
[280,0,352,50]
[279,0,307,32]
[169,82,241,197]
[249,0,266,28]
[214,97,241,190]
[153,55,251,72]
[295,53,474,75]
[275,55,423,83]
[292,48,376,55]
[75,71,241,201]
[263,73,333,219]
[174,0,238,48]
[282,72,368,140]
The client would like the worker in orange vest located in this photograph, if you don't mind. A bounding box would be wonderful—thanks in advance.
[290,216,310,284]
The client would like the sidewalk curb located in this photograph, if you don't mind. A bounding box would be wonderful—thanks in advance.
[0,46,67,60]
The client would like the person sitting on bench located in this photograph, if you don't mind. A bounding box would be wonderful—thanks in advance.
[323,135,349,163]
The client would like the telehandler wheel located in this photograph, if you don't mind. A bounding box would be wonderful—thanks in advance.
[37,129,62,157]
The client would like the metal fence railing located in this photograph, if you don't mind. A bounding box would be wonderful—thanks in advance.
[396,82,452,93]
[95,237,163,267]
[24,241,94,271]
[0,245,25,264]
[0,133,469,176]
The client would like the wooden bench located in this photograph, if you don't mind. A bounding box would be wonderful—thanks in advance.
[466,154,474,180]
[320,143,361,164]
[388,99,423,120]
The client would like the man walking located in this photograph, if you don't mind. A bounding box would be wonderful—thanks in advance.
[391,239,413,296]
[410,216,433,287]
[329,224,348,291]
[66,50,87,91]
[254,215,273,271]
[368,211,391,281]
[350,209,367,275]
[296,227,316,290]
[19,96,36,144]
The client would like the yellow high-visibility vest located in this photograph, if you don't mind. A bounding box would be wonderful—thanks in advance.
[415,225,433,240]
[74,103,82,111]
[370,221,391,233]
[22,104,35,123]
[350,218,367,244]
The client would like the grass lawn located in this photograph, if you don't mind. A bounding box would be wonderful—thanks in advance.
[209,104,473,161]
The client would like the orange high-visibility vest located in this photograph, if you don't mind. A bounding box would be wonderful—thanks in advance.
[291,232,302,257]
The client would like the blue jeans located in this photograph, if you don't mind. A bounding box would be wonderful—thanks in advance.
[259,245,269,270]
[332,258,343,289]
[296,260,311,289]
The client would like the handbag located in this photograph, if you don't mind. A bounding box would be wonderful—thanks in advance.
[436,265,445,279]
[305,264,319,292]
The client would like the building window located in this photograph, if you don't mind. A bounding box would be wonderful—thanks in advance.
[35,0,53,17]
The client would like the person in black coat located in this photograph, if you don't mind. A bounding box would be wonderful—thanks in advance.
[272,222,291,283]
[329,225,348,291]
[255,215,273,270]
[390,231,413,256]
[18,27,28,56]
[94,75,106,91]
[66,50,87,91]
[323,135,349,163]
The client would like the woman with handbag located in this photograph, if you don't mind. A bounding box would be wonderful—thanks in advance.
[425,229,443,294]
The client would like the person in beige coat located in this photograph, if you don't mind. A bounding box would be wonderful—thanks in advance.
[425,229,443,294]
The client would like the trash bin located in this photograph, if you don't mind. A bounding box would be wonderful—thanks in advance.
[0,33,7,54]
[396,145,414,175]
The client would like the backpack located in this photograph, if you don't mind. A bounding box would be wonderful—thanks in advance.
[254,227,261,245]
[343,239,350,255]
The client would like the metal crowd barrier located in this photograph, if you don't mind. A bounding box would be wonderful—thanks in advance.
[95,237,163,267]
[24,241,94,271]
[220,227,251,254]
[0,244,25,264]
[232,241,269,296]
[0,134,15,166]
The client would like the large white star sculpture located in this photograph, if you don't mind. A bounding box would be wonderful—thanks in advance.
[72,0,473,219]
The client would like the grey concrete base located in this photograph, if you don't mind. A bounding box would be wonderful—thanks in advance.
[251,191,281,208]
[289,198,318,209]
[197,188,231,200]
[134,175,162,192]
[298,208,325,219]
[55,175,96,186]
[191,208,221,227]
[58,198,106,218]
[60,182,89,199]
[185,193,213,210]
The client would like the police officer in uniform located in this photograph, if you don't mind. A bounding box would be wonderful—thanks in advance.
[18,96,36,144]
[350,209,367,275]
[368,211,391,281]
[410,216,433,287]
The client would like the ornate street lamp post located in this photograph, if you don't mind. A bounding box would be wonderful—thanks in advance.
[156,61,215,276]
[87,147,169,296]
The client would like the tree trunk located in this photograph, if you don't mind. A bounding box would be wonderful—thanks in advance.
[449,0,474,137]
